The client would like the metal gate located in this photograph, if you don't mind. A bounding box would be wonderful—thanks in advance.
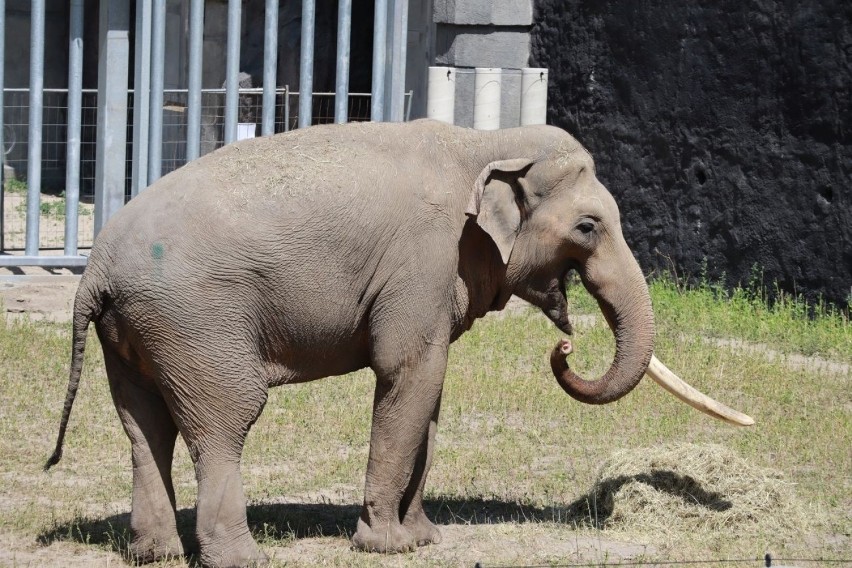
[0,0,411,267]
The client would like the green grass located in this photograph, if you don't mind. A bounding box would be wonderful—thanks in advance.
[4,178,28,194]
[12,192,93,220]
[0,277,849,566]
[649,274,850,361]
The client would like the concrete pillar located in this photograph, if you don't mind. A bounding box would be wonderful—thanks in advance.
[94,0,130,236]
[520,68,548,125]
[433,0,533,127]
[427,66,456,124]
[473,68,501,130]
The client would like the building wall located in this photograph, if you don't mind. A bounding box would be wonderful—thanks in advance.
[432,0,534,126]
[531,0,852,306]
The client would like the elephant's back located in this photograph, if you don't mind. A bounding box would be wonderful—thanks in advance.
[132,121,438,227]
[90,119,470,300]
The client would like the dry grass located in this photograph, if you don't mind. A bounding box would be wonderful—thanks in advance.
[570,443,812,538]
[0,276,849,566]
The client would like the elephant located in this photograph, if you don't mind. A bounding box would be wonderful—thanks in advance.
[44,119,752,567]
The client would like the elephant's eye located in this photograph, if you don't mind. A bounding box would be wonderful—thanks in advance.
[576,220,596,235]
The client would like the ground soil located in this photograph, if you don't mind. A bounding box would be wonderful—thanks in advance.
[0,272,656,567]
[0,267,83,323]
[1,270,844,566]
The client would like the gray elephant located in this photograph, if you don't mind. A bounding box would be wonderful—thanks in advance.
[45,120,751,567]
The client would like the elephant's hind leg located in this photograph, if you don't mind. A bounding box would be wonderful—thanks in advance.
[170,364,269,568]
[105,350,184,563]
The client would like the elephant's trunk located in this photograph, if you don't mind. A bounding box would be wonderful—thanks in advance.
[550,252,655,404]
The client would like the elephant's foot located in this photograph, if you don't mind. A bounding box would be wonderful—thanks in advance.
[352,517,417,553]
[403,510,442,547]
[198,534,268,568]
[128,532,185,564]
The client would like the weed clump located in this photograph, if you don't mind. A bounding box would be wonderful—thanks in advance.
[569,444,813,538]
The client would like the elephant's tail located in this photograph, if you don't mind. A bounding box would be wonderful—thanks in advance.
[43,270,105,471]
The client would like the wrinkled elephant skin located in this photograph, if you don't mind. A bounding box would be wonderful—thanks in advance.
[45,120,665,567]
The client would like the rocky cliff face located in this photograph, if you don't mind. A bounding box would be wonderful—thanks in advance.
[531,1,851,306]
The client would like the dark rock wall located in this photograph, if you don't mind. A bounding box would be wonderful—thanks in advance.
[531,1,851,306]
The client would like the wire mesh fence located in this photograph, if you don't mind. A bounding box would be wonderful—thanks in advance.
[1,88,409,252]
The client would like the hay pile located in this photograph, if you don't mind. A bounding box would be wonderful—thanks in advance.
[568,444,812,538]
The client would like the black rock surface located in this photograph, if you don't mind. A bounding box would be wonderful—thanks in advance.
[531,1,851,307]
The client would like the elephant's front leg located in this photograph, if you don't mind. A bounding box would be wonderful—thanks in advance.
[353,342,447,553]
[399,399,442,546]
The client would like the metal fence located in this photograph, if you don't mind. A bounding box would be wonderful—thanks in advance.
[1,88,411,252]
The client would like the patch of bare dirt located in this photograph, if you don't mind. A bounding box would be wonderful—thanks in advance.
[0,532,124,568]
[264,526,657,567]
[1,269,81,324]
[702,336,850,377]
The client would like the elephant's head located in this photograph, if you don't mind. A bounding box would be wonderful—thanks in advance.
[466,126,753,425]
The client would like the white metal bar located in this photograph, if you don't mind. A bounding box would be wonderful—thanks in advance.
[224,0,241,143]
[64,0,84,256]
[298,0,316,129]
[334,0,352,124]
[520,68,548,126]
[370,0,388,121]
[148,0,165,183]
[186,0,204,159]
[0,255,88,267]
[262,0,279,136]
[427,66,455,124]
[131,0,151,196]
[25,0,46,255]
[473,68,501,130]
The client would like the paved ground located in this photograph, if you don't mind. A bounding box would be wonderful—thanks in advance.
[0,266,83,323]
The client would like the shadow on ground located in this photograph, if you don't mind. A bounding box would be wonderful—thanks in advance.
[36,469,731,563]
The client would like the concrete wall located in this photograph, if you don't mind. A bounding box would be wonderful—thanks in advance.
[432,0,533,126]
[531,0,852,306]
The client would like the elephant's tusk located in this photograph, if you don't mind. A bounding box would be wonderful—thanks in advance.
[645,355,755,427]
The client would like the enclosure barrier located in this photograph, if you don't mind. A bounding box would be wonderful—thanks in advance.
[0,1,4,253]
[0,0,408,267]
[0,88,411,261]
[25,0,45,257]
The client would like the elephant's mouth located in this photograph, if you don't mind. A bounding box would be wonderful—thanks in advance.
[545,269,573,335]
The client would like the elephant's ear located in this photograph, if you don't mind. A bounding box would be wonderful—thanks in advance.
[466,158,534,264]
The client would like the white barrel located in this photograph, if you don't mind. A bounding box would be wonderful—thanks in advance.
[427,66,456,124]
[237,123,257,140]
[520,68,548,126]
[473,67,501,130]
